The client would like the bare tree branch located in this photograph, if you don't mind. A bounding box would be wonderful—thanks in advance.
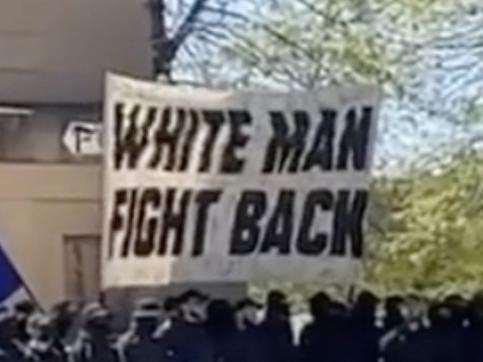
[170,0,210,58]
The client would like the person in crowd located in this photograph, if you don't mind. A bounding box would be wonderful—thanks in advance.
[300,295,352,362]
[14,302,36,346]
[426,301,463,362]
[261,290,296,362]
[9,290,483,362]
[0,306,27,362]
[349,291,380,362]
[205,299,241,362]
[383,296,404,332]
[463,294,483,362]
[70,303,118,362]
[234,298,268,362]
[299,292,329,362]
[351,291,379,328]
[117,298,171,362]
[444,294,470,329]
[25,314,66,362]
[50,302,79,346]
[155,297,180,337]
[163,290,214,362]
[163,297,180,326]
[381,295,432,362]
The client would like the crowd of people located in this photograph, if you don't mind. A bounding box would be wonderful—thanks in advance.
[1,289,483,362]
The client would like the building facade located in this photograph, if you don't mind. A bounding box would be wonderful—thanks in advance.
[0,0,245,309]
[0,0,151,307]
[0,106,103,307]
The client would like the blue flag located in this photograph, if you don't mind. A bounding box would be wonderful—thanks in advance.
[0,243,30,306]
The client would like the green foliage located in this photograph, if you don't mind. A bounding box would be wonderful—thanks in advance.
[222,0,483,296]
[251,152,483,300]
[364,151,483,295]
[222,0,457,87]
[223,0,392,88]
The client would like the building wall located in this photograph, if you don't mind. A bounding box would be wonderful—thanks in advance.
[0,163,102,307]
[0,0,152,104]
[0,105,102,307]
[0,104,100,163]
[0,161,246,309]
[0,109,245,309]
[0,0,247,310]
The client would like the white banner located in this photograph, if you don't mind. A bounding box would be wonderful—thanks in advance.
[102,74,380,288]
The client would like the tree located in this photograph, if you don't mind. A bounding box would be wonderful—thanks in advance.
[151,0,483,296]
[219,0,483,169]
[217,0,483,296]
[147,0,249,82]
[364,150,483,295]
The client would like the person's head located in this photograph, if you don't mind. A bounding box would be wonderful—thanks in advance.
[354,291,378,314]
[429,302,453,328]
[444,294,468,323]
[0,307,17,341]
[401,295,426,323]
[14,301,36,338]
[352,291,378,326]
[82,303,111,337]
[385,296,403,317]
[163,297,180,321]
[386,295,403,310]
[235,298,262,328]
[444,294,466,308]
[326,301,348,321]
[131,298,162,337]
[206,299,236,334]
[469,293,483,324]
[27,314,55,343]
[266,290,290,321]
[309,292,331,321]
[267,290,287,306]
[51,301,79,340]
[382,295,404,328]
[178,290,209,324]
[15,301,35,318]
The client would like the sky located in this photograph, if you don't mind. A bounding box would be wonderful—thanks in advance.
[377,1,483,171]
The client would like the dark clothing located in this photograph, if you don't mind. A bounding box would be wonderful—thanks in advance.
[384,314,404,333]
[261,319,295,362]
[163,320,214,362]
[25,340,66,362]
[15,325,30,348]
[237,326,269,362]
[463,324,483,362]
[0,340,27,362]
[209,330,242,362]
[299,318,352,362]
[427,325,463,362]
[383,326,434,362]
[0,350,12,362]
[70,333,119,362]
[118,334,171,362]
[348,319,381,362]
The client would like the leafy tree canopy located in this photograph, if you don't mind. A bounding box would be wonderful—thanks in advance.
[213,0,483,296]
